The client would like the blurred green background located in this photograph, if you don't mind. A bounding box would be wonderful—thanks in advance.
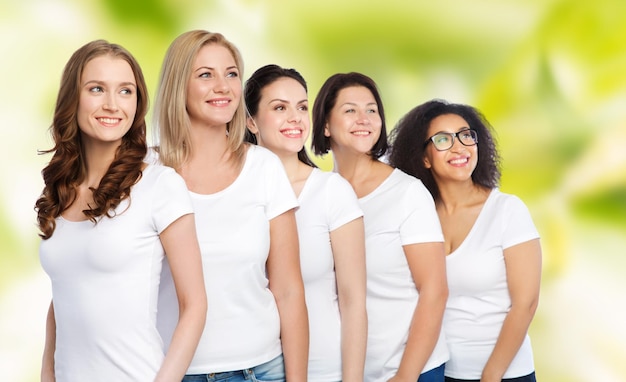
[1,0,625,381]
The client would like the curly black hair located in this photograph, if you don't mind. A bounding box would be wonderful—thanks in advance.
[389,99,500,200]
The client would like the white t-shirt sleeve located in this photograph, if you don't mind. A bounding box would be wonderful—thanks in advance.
[151,167,194,233]
[399,179,444,245]
[501,194,540,249]
[326,173,363,231]
[261,149,299,219]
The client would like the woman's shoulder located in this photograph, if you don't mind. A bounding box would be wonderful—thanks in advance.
[142,162,177,176]
[309,168,338,183]
[482,189,536,223]
[488,188,528,208]
[366,168,433,210]
[309,169,356,195]
[246,144,274,160]
[138,163,183,190]
[245,144,285,172]
[385,167,428,193]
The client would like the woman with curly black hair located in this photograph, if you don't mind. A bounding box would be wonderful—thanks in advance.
[389,99,542,382]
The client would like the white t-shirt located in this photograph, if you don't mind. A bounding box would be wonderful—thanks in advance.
[39,164,193,381]
[296,168,363,382]
[361,169,448,382]
[157,145,298,374]
[443,188,540,379]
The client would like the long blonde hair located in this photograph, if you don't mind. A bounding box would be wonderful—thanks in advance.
[154,30,247,169]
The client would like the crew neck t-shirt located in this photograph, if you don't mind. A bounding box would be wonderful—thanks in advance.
[360,169,448,382]
[40,164,193,381]
[296,168,363,381]
[157,145,299,373]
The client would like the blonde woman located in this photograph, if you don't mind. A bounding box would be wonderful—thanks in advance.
[153,31,309,382]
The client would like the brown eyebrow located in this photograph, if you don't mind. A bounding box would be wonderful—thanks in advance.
[269,98,308,104]
[340,102,377,107]
[83,80,136,88]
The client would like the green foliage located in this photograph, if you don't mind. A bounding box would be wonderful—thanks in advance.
[572,186,626,226]
[102,0,181,34]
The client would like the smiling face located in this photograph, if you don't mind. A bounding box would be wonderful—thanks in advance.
[76,55,137,149]
[249,77,309,157]
[186,43,242,129]
[325,86,382,155]
[423,113,478,184]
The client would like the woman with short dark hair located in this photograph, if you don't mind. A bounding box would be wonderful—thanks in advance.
[312,73,449,382]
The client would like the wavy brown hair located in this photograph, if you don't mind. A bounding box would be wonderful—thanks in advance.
[35,40,149,239]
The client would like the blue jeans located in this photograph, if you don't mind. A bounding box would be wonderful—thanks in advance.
[418,363,445,382]
[182,354,285,382]
[445,371,536,382]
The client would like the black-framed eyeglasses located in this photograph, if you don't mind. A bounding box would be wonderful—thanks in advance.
[425,129,478,151]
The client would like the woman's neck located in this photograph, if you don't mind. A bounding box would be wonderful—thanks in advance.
[180,124,244,194]
[333,149,391,198]
[333,149,376,184]
[276,151,313,197]
[187,123,230,166]
[436,180,489,215]
[82,141,119,188]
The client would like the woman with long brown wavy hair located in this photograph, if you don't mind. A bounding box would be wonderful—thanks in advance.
[36,39,206,381]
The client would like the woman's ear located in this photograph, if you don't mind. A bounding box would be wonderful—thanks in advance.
[246,117,259,134]
[324,121,330,137]
[423,155,432,169]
